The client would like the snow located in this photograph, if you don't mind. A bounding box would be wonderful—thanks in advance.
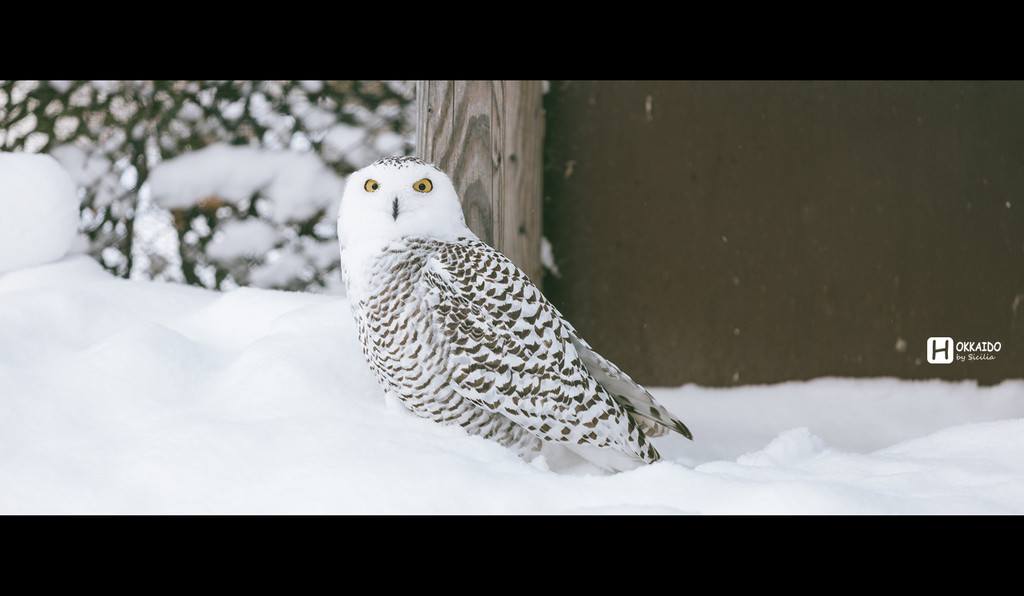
[3,151,1024,515]
[0,152,81,273]
[206,218,279,262]
[147,143,345,223]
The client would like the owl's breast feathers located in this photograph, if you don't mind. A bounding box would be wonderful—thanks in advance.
[350,236,689,465]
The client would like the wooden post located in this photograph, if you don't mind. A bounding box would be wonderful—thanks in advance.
[416,80,545,284]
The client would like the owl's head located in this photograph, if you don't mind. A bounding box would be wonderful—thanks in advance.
[337,156,472,251]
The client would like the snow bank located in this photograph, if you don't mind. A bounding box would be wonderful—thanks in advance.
[1,256,1022,514]
[0,152,80,273]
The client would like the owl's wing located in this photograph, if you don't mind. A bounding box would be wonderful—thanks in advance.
[424,240,689,451]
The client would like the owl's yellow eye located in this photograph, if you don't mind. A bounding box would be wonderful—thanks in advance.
[412,178,433,193]
[364,179,380,192]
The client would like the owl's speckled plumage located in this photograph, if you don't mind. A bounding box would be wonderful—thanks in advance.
[338,156,691,472]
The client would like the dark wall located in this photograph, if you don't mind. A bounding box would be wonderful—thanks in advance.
[541,81,1023,387]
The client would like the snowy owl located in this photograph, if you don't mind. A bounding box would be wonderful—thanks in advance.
[337,155,691,472]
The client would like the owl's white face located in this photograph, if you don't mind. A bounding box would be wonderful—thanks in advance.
[337,156,472,252]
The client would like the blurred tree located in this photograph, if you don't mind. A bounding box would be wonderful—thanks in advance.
[0,80,416,292]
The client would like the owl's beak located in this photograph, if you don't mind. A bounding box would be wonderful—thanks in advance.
[391,196,400,221]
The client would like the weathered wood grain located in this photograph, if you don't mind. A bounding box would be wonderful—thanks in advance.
[416,81,544,284]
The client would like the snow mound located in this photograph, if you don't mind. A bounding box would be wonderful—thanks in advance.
[736,427,829,467]
[1,256,1023,514]
[0,152,80,273]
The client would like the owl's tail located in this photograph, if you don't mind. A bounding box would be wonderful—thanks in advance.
[569,336,692,440]
[615,392,692,440]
